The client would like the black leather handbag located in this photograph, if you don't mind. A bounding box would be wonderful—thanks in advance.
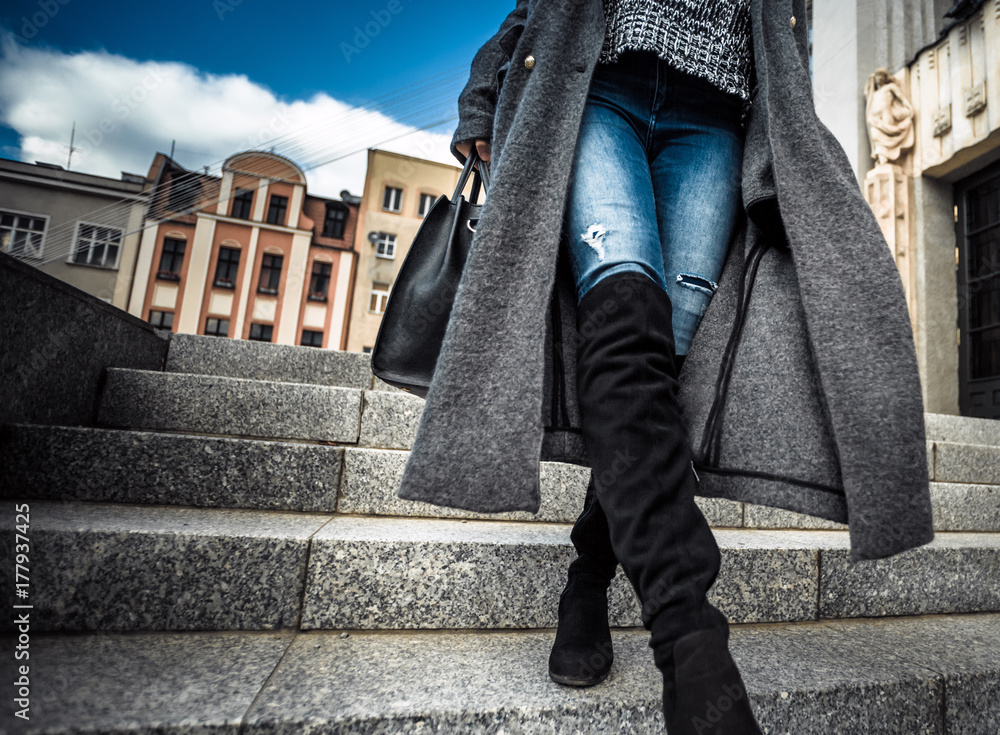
[371,148,490,397]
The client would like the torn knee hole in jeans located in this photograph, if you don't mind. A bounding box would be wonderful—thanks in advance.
[581,223,609,261]
[676,273,718,296]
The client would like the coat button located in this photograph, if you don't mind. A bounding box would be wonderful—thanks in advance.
[524,54,535,69]
[789,15,796,28]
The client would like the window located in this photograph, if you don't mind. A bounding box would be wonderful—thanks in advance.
[301,329,323,347]
[204,317,230,337]
[257,253,283,294]
[362,346,373,354]
[369,281,390,314]
[374,232,396,259]
[322,204,347,238]
[148,310,173,329]
[157,238,186,280]
[71,224,122,268]
[309,261,332,301]
[418,193,436,217]
[249,323,273,342]
[73,224,123,268]
[231,189,253,219]
[266,194,288,225]
[0,211,46,259]
[382,186,402,213]
[214,246,241,289]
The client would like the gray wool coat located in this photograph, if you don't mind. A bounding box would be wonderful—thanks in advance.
[396,0,936,563]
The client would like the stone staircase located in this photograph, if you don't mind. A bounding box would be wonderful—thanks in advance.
[1,332,999,733]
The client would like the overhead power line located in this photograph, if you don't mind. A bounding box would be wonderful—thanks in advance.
[29,65,470,265]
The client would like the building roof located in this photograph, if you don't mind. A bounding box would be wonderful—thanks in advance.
[0,156,148,198]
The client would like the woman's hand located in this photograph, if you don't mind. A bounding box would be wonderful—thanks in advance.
[455,139,492,163]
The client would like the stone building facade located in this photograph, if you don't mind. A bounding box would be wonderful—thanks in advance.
[814,0,1000,419]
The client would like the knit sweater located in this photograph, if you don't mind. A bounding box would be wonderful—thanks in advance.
[599,0,755,124]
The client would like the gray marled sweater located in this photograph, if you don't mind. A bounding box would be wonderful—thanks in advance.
[600,0,754,121]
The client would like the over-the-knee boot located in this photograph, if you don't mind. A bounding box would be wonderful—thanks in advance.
[573,271,761,734]
[549,473,617,686]
[549,350,691,687]
[549,352,691,688]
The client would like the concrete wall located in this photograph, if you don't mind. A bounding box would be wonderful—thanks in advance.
[0,251,168,427]
[912,174,960,414]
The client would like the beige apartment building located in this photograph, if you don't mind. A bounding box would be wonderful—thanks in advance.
[345,148,478,353]
[0,157,148,308]
[128,151,360,349]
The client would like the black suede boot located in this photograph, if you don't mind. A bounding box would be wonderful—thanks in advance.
[548,354,688,688]
[667,627,761,735]
[548,570,614,686]
[549,474,617,687]
[571,270,761,733]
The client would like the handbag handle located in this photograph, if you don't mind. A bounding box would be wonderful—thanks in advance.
[452,148,490,204]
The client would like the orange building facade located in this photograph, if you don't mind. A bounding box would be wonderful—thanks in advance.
[127,151,359,349]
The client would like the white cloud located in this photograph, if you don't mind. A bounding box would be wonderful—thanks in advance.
[0,39,460,199]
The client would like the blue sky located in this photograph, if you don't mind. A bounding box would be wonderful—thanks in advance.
[0,0,514,196]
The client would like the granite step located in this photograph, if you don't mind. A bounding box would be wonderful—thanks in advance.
[1,501,332,632]
[0,423,735,524]
[3,426,998,532]
[360,398,1000,494]
[164,332,376,389]
[4,422,998,533]
[9,501,999,633]
[96,368,363,442]
[300,515,1000,630]
[355,394,1000,488]
[6,613,998,734]
[100,361,1000,492]
[0,424,344,512]
[341,447,1000,532]
[925,411,1000,446]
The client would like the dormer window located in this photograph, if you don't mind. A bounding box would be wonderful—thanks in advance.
[231,189,253,219]
[323,204,347,238]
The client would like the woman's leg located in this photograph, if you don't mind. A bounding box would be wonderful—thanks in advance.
[648,64,745,358]
[562,63,669,301]
[641,61,759,735]
[560,53,744,598]
[556,52,760,733]
[549,54,668,689]
[558,57,744,636]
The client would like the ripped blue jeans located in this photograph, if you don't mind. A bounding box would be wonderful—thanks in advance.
[563,51,746,356]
